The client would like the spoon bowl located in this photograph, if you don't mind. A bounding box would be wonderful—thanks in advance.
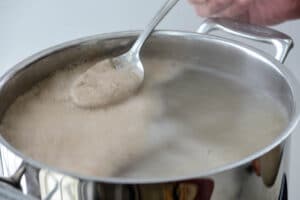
[71,0,179,108]
[111,52,144,80]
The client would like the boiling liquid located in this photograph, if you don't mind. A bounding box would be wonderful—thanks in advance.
[0,57,288,179]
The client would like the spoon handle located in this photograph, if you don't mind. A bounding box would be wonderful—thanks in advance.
[130,0,180,54]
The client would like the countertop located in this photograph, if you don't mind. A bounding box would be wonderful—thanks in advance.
[1,0,300,199]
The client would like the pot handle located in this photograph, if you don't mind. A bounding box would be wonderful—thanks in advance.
[0,163,25,189]
[197,18,293,63]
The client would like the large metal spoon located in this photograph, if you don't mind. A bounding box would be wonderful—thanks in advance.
[71,0,179,108]
[112,0,180,78]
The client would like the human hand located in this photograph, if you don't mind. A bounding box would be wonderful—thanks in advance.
[188,0,300,25]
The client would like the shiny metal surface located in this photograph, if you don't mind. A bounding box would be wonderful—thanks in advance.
[198,18,293,63]
[0,20,299,199]
[112,0,179,80]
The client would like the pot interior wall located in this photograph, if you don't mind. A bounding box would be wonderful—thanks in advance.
[0,32,294,166]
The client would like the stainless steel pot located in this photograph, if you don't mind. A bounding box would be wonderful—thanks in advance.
[0,18,299,200]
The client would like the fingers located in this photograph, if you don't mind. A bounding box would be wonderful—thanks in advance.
[189,0,252,19]
[216,0,251,18]
[190,0,234,17]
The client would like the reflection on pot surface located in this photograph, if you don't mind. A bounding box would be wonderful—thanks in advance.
[0,56,289,180]
[0,18,298,199]
[0,140,289,199]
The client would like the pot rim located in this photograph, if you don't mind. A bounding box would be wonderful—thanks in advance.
[0,30,299,184]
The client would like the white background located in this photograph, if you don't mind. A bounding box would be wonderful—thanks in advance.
[0,0,300,199]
